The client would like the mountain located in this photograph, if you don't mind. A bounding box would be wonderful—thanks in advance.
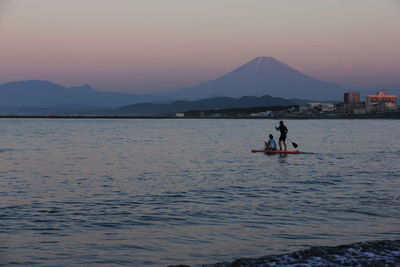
[99,95,296,116]
[1,57,347,109]
[170,57,345,101]
[0,80,167,107]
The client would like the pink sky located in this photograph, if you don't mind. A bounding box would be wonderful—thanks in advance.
[0,0,399,93]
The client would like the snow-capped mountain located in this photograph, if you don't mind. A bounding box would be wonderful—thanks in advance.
[170,57,344,101]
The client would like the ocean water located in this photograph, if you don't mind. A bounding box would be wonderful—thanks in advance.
[0,118,399,266]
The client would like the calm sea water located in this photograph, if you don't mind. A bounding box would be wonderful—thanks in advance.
[0,119,399,266]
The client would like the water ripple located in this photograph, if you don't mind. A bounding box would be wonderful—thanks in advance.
[0,119,399,266]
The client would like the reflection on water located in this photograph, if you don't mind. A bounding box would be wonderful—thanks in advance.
[0,119,399,266]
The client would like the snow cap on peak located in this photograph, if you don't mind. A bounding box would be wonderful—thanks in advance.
[253,56,280,66]
[254,56,277,61]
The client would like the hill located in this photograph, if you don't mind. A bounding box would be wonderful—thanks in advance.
[101,95,296,116]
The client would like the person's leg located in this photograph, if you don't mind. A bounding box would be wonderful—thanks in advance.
[282,136,287,151]
[278,138,282,150]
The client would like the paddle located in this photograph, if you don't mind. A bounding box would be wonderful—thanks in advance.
[286,137,298,149]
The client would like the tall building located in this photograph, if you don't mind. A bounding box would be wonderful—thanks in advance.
[343,91,364,114]
[366,92,397,112]
[344,92,360,104]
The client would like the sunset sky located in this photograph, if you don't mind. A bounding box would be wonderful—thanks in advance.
[0,0,399,93]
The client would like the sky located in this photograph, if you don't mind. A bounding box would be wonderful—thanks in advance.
[0,0,399,93]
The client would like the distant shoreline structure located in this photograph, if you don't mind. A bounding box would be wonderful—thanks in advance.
[0,113,399,120]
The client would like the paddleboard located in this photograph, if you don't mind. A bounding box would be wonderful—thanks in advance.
[251,150,300,154]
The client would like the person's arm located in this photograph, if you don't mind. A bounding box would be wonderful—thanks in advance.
[275,126,279,131]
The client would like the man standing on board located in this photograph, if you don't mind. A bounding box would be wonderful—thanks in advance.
[275,121,288,151]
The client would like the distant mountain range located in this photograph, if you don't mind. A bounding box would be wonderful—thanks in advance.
[0,56,349,111]
[0,95,299,116]
[0,80,166,108]
[168,57,345,101]
[105,95,297,116]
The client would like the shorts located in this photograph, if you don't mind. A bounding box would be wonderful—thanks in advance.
[279,135,286,142]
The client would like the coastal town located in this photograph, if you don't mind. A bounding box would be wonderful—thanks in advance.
[181,91,399,118]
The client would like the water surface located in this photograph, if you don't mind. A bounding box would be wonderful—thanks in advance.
[0,119,399,266]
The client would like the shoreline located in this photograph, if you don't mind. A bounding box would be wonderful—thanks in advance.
[170,239,400,267]
[0,113,400,120]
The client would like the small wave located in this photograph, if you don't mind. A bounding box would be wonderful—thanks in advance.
[170,240,400,267]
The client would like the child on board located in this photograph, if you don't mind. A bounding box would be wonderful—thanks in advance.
[264,134,277,150]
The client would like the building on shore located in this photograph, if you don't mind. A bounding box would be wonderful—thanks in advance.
[366,92,397,112]
[307,102,335,112]
[179,91,398,118]
[341,91,366,114]
[344,92,360,103]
